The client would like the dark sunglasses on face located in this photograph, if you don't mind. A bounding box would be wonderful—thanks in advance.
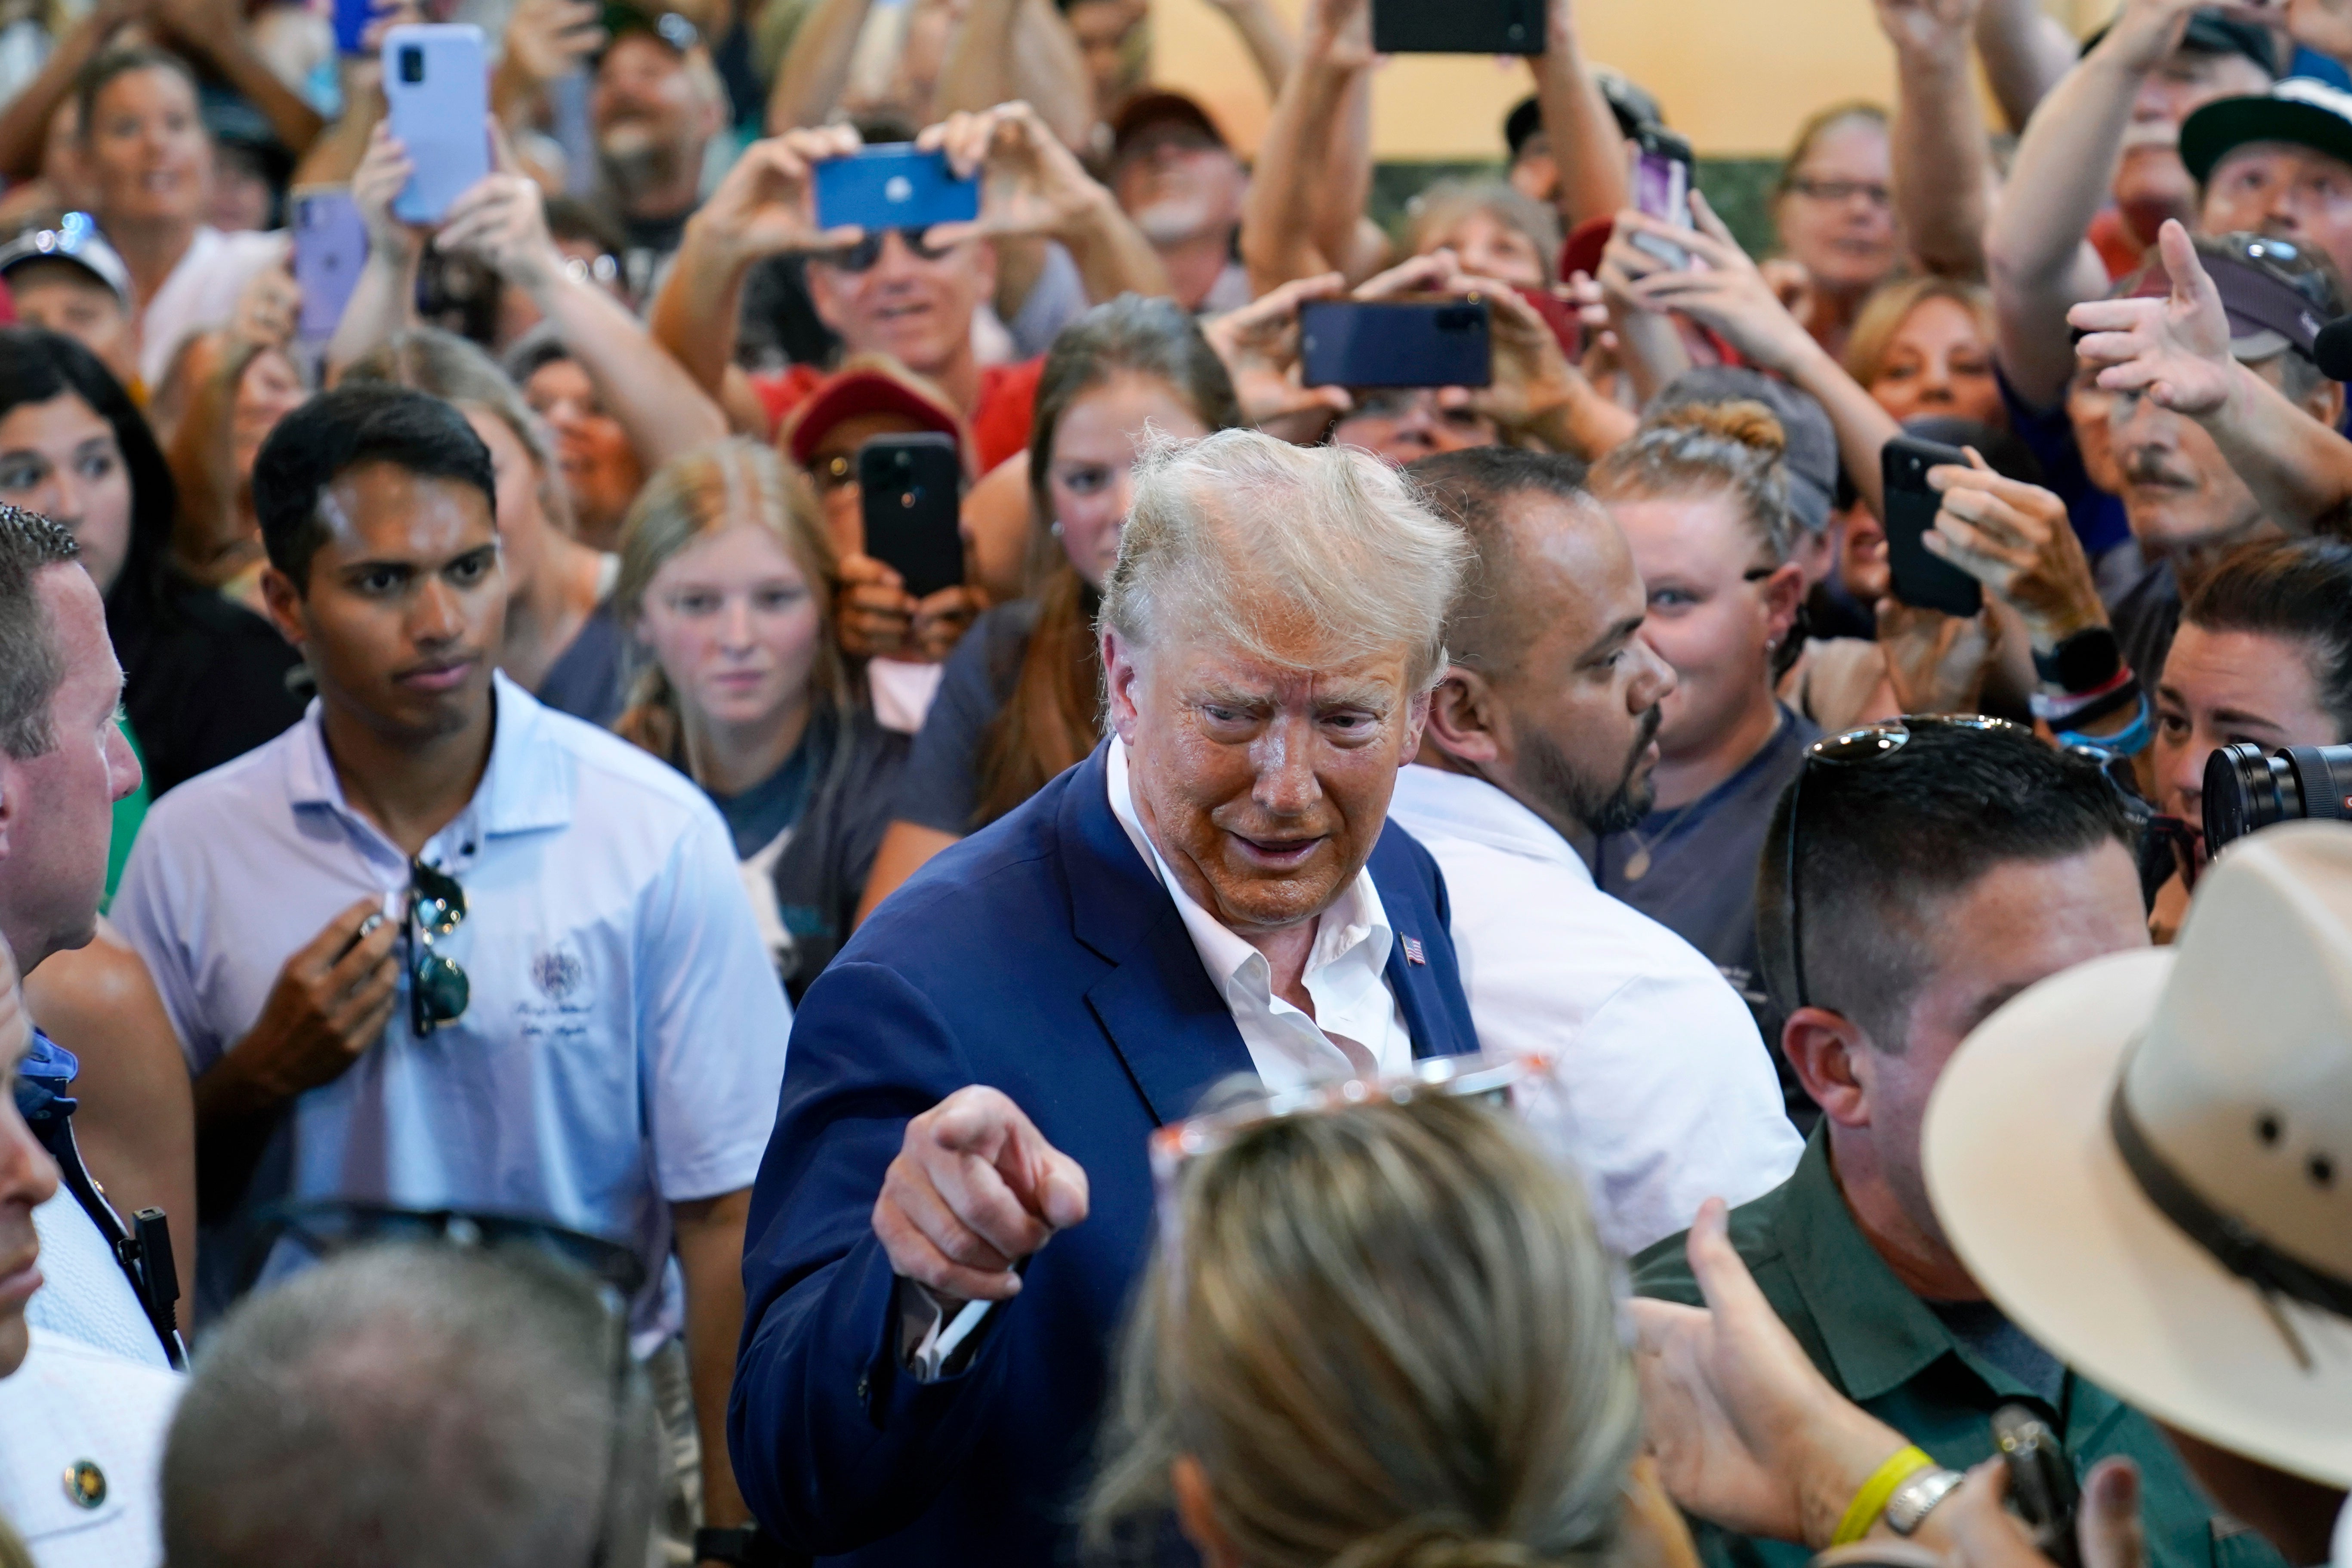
[409,858,469,1036]
[815,228,956,272]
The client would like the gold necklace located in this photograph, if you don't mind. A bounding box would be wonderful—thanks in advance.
[1620,797,1704,883]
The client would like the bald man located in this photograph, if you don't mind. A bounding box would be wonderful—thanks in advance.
[1391,447,1802,1254]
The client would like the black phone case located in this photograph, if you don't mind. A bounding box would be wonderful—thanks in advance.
[1371,0,1543,54]
[860,435,965,601]
[1880,436,1984,618]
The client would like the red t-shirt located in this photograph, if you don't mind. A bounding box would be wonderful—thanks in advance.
[752,356,1044,474]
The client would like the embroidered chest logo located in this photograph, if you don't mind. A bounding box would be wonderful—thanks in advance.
[531,945,585,1003]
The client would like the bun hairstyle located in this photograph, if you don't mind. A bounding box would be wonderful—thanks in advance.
[1083,1095,1644,1568]
[1589,398,1797,565]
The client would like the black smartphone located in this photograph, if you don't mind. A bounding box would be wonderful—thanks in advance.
[1993,1405,2082,1568]
[1880,435,1984,618]
[1371,0,1543,53]
[859,434,965,600]
[1630,126,1696,269]
[1299,299,1493,389]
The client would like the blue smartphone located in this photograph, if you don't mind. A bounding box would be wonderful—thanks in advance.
[1299,299,1493,389]
[812,145,979,236]
[333,0,372,56]
[383,25,489,225]
[291,188,368,343]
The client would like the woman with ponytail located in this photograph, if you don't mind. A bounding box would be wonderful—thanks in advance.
[614,438,907,1000]
[1083,1090,1694,1568]
[855,295,1243,921]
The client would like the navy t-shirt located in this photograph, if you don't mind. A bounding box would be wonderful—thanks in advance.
[892,599,1043,836]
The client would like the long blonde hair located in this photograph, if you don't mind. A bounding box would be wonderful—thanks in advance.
[1842,275,1994,392]
[611,438,847,763]
[1084,1094,1643,1568]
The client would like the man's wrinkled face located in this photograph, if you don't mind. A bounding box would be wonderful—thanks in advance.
[1106,614,1427,935]
[2110,380,2269,552]
[1111,120,1245,247]
[0,565,140,972]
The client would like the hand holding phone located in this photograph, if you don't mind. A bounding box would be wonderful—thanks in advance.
[859,435,966,600]
[1881,436,1985,618]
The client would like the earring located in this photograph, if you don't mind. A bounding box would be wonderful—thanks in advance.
[1050,519,1065,538]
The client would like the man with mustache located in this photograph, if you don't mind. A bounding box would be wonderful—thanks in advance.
[2097,230,2345,688]
[1390,448,1802,1254]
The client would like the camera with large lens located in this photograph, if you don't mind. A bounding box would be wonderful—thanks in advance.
[2202,743,2352,852]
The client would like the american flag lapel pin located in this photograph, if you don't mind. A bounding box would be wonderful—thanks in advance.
[1401,935,1427,966]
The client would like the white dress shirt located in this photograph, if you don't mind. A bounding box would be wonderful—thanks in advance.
[1106,738,1413,1088]
[0,1330,181,1568]
[904,741,1419,1380]
[1387,765,1803,1256]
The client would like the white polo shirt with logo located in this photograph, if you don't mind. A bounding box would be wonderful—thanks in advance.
[114,673,791,1344]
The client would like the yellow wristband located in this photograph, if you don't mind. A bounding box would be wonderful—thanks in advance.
[1831,1446,1936,1547]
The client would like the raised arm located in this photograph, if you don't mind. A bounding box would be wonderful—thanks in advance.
[151,0,326,156]
[2072,220,2352,530]
[924,101,1170,302]
[325,123,425,380]
[650,127,864,397]
[1986,0,2200,405]
[766,0,877,131]
[1614,196,1903,518]
[1239,0,1373,295]
[492,0,605,133]
[934,0,1091,150]
[1532,0,1630,232]
[1203,0,1295,96]
[0,0,135,181]
[1877,0,1994,279]
[1972,0,2081,131]
[438,166,729,467]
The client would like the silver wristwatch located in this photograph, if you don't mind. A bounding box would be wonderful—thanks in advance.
[1883,1466,1966,1536]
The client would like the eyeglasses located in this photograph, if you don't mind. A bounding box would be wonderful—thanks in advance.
[1786,177,1891,208]
[1779,716,2032,1012]
[408,858,469,1036]
[235,1201,646,1568]
[814,228,956,272]
[1148,1053,1563,1309]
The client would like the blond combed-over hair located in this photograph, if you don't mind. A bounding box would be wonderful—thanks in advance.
[1101,428,1469,691]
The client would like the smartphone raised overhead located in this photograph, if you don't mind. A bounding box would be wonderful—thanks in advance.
[1371,0,1543,54]
[291,187,368,344]
[859,434,966,601]
[1298,299,1493,389]
[383,24,489,226]
[812,145,980,238]
[1629,126,1695,269]
[1880,435,1985,618]
[333,0,373,55]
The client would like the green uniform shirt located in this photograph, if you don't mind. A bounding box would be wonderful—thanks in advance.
[1630,1130,2284,1568]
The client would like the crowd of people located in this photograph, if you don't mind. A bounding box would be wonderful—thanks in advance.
[0,0,2347,1562]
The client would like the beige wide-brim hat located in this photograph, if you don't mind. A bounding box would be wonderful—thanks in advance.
[1923,822,2352,1489]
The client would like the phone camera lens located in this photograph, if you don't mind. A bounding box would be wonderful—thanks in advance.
[398,45,425,82]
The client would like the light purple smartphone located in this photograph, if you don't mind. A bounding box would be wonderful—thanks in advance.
[1630,126,1694,269]
[383,23,488,225]
[291,188,368,343]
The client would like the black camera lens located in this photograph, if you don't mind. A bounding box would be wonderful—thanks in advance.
[398,44,425,82]
[2202,742,2352,853]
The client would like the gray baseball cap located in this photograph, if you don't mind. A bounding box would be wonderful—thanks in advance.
[0,215,133,309]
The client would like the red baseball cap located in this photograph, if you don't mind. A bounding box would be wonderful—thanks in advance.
[780,357,967,472]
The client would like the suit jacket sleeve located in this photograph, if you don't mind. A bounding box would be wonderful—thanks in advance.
[729,958,1018,1553]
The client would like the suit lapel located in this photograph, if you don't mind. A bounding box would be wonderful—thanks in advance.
[1060,745,1257,1126]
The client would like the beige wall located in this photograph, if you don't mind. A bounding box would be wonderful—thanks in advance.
[1150,0,2087,161]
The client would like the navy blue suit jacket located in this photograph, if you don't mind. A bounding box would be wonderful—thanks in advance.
[730,744,1481,1565]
